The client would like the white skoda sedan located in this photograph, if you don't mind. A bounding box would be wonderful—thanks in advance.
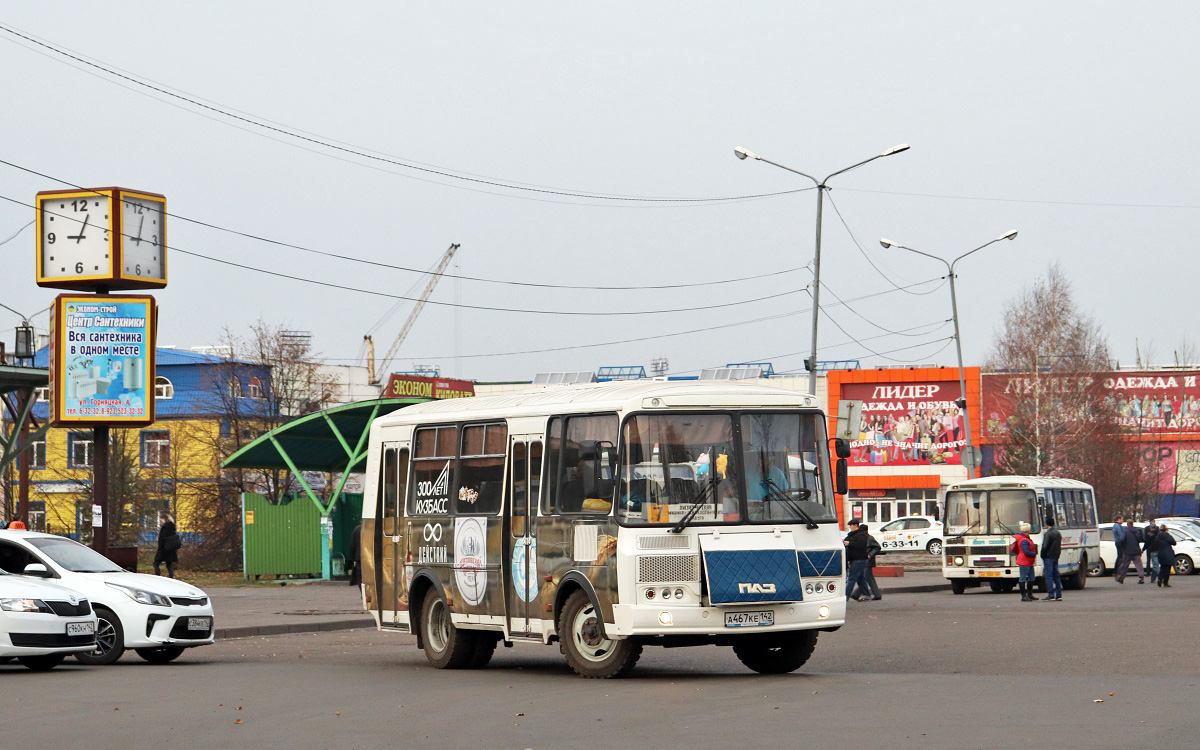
[0,530,215,664]
[874,515,944,555]
[0,569,97,670]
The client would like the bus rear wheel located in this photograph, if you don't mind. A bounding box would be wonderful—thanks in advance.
[558,590,641,679]
[420,594,475,669]
[733,630,818,674]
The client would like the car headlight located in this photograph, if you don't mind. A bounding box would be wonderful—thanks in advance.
[106,582,172,606]
[0,598,53,613]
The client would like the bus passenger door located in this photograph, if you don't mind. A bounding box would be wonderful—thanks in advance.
[379,446,409,627]
[507,439,542,635]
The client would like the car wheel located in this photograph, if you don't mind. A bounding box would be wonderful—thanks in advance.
[1087,557,1104,577]
[135,646,186,664]
[75,607,125,665]
[420,593,475,669]
[18,654,65,671]
[558,589,641,679]
[927,539,942,556]
[1174,555,1194,576]
[733,630,818,675]
[950,579,967,595]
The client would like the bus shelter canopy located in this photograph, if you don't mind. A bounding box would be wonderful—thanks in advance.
[1,365,51,476]
[221,398,424,514]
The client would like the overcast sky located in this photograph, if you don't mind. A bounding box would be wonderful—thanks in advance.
[2,3,1197,382]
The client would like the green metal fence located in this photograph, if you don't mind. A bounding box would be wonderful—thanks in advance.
[241,493,322,578]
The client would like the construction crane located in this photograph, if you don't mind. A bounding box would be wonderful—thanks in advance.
[365,243,460,385]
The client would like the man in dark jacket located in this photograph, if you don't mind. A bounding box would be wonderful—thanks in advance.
[1141,523,1160,583]
[1114,519,1145,584]
[861,525,884,601]
[1040,515,1063,601]
[843,519,870,601]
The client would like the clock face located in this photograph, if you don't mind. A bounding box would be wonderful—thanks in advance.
[119,195,166,280]
[39,193,113,279]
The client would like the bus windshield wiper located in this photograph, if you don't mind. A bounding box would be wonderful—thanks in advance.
[764,478,819,529]
[670,481,714,534]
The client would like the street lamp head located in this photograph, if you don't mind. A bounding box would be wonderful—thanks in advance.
[733,146,757,161]
[882,144,910,157]
[879,238,895,249]
[1000,229,1018,241]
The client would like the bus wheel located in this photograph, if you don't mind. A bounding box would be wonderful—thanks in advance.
[420,594,475,669]
[467,633,499,669]
[733,630,818,675]
[558,590,641,679]
[950,579,967,595]
[1066,557,1088,590]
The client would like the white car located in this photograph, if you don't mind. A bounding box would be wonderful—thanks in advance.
[1097,522,1199,576]
[874,515,943,555]
[0,530,215,664]
[1,568,97,670]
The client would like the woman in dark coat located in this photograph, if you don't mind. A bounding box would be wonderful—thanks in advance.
[154,520,181,578]
[1148,525,1177,588]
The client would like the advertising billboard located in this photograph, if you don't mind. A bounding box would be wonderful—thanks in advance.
[842,379,967,467]
[49,294,157,425]
[384,374,475,400]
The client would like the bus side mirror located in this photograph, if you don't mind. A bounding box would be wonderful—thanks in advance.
[834,438,851,459]
[835,459,848,495]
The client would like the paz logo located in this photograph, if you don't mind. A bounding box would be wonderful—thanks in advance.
[737,583,777,594]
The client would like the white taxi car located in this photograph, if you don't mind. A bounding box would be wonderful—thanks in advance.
[875,515,943,555]
[1097,522,1199,576]
[0,530,215,664]
[1,568,97,670]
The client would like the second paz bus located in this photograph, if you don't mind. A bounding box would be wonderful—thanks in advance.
[941,476,1100,594]
[359,380,851,678]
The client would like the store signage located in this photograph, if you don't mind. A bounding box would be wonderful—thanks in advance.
[384,374,475,400]
[49,294,157,425]
[841,380,967,467]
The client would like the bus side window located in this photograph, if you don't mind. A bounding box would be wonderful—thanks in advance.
[1052,490,1064,527]
[456,423,507,515]
[511,442,527,536]
[558,414,618,514]
[541,418,564,515]
[1084,490,1096,526]
[529,442,543,515]
[408,426,456,518]
[381,447,398,536]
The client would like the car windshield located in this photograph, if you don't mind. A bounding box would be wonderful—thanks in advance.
[617,411,836,526]
[27,537,123,572]
[945,489,1038,535]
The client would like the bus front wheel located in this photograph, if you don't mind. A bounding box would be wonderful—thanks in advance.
[950,579,967,595]
[420,594,475,669]
[558,590,641,678]
[733,630,818,674]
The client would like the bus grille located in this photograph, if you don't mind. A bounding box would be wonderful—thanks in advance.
[638,554,699,583]
[637,535,691,550]
[944,546,968,558]
[975,559,1007,567]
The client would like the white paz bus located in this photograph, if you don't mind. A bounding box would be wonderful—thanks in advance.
[941,476,1100,594]
[360,380,851,678]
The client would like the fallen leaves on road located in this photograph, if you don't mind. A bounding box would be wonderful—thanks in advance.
[1093,699,1104,703]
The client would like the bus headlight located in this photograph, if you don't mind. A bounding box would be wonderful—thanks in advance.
[954,556,965,566]
[805,583,815,595]
[658,611,673,626]
[818,604,830,619]
[645,588,656,600]
[815,583,825,593]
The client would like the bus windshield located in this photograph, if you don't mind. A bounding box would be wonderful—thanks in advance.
[617,411,836,527]
[945,489,1039,536]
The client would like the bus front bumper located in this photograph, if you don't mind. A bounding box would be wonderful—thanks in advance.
[611,597,846,637]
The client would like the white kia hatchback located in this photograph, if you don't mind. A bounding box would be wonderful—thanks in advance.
[0,568,97,670]
[0,530,215,664]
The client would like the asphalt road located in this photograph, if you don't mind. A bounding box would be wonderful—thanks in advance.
[8,575,1198,749]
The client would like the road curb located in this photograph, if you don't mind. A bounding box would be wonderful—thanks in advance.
[217,618,375,640]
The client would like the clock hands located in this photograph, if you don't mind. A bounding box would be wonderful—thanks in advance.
[132,214,145,245]
[67,213,91,243]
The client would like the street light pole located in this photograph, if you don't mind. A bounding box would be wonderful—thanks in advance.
[735,144,909,396]
[879,230,1018,479]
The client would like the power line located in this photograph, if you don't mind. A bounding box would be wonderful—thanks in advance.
[825,191,933,294]
[0,22,813,206]
[0,220,32,247]
[0,192,807,317]
[0,158,808,292]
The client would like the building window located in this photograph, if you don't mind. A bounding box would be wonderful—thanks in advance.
[34,386,49,402]
[155,376,174,400]
[247,376,264,400]
[229,376,244,399]
[141,430,171,467]
[67,432,94,469]
[26,438,46,470]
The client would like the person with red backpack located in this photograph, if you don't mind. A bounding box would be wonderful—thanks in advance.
[1012,521,1039,601]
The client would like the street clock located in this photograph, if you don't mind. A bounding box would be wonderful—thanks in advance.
[36,187,168,291]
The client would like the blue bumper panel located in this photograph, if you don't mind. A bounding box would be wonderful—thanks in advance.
[704,548,805,604]
[797,549,843,577]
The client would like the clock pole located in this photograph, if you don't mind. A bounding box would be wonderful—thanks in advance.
[92,284,110,555]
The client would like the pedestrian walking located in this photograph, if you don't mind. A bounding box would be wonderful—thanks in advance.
[1148,524,1177,588]
[862,524,883,601]
[1114,518,1145,584]
[843,519,870,601]
[1111,515,1127,573]
[1040,515,1063,601]
[154,519,181,578]
[348,522,362,587]
[1142,523,1160,584]
[1012,521,1040,601]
